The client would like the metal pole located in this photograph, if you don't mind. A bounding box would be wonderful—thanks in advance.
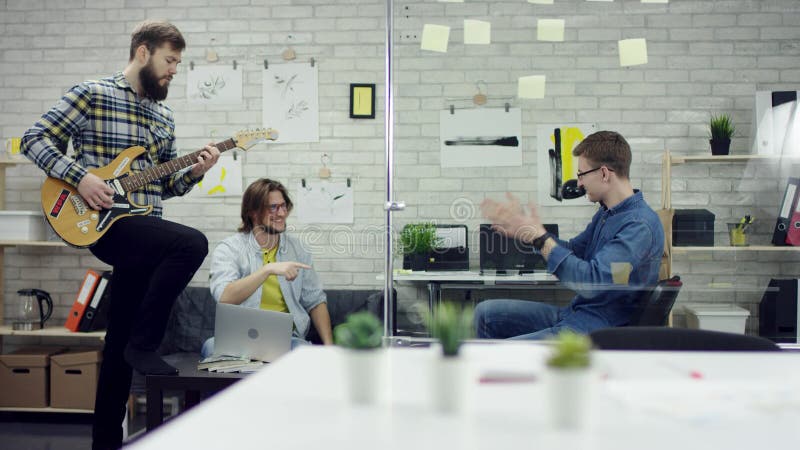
[383,0,399,337]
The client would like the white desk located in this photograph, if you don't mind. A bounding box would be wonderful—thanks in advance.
[129,345,800,450]
[386,271,560,313]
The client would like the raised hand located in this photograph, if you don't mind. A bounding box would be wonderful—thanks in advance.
[480,192,546,244]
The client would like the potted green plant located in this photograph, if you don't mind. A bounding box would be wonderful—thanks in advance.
[399,223,440,271]
[426,302,474,414]
[709,113,735,155]
[334,311,384,405]
[544,330,594,429]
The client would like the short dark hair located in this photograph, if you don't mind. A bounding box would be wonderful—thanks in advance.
[238,178,293,233]
[572,130,632,179]
[129,20,186,61]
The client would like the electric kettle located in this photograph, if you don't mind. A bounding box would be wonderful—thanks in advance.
[12,289,54,331]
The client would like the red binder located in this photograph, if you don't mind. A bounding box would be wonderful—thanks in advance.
[786,186,800,246]
[64,269,100,332]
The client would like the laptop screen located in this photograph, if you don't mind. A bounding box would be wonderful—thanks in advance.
[479,223,559,274]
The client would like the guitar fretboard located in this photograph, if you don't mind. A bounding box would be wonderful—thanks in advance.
[119,138,237,192]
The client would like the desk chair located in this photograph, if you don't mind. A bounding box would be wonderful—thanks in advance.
[590,326,780,351]
[628,275,682,327]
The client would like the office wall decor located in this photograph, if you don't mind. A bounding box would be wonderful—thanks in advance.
[262,62,320,143]
[187,65,242,104]
[536,123,596,206]
[439,107,522,168]
[350,83,376,119]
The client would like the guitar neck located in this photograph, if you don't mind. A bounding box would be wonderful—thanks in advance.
[121,138,237,191]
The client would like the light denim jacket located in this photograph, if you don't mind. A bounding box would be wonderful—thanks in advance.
[209,232,326,338]
[547,191,664,331]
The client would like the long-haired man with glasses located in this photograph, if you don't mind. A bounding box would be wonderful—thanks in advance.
[203,178,332,356]
[475,131,664,340]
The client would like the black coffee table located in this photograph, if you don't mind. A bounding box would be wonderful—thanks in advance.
[145,353,246,430]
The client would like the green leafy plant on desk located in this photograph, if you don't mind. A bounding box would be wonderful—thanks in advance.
[334,311,383,350]
[399,223,440,271]
[427,301,474,414]
[427,302,474,357]
[545,330,594,429]
[335,311,384,405]
[546,330,592,369]
[708,113,735,156]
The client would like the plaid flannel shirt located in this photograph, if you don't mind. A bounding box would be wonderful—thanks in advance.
[21,72,200,217]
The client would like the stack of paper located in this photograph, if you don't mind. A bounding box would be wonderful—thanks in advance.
[198,355,266,373]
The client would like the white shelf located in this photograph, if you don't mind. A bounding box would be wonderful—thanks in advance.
[0,325,105,338]
[0,406,93,414]
[0,156,31,166]
[0,240,66,247]
[672,245,800,254]
[669,154,798,164]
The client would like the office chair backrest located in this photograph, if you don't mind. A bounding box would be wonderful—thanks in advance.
[629,275,682,327]
[590,326,781,351]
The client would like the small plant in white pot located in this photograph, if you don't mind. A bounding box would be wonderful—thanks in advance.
[334,311,384,405]
[544,330,594,429]
[427,302,474,414]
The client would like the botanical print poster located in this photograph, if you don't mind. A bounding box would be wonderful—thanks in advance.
[536,123,596,206]
[439,108,522,168]
[295,180,353,224]
[263,63,320,143]
[186,66,243,104]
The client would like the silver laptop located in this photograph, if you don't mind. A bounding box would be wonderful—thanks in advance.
[214,303,293,362]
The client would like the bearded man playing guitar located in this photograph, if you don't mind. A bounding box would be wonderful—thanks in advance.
[21,21,219,450]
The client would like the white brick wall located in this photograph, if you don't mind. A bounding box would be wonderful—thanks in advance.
[2,0,799,328]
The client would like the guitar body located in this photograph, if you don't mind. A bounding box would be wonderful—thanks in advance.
[39,128,278,248]
[41,146,153,248]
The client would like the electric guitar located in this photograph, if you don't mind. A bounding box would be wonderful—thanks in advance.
[40,128,278,248]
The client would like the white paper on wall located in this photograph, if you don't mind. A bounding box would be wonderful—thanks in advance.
[186,152,243,197]
[187,66,243,104]
[439,108,522,168]
[262,63,320,143]
[295,180,354,224]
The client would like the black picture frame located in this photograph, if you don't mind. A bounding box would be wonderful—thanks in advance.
[349,83,376,119]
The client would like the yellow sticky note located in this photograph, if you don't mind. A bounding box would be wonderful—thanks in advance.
[618,38,648,66]
[537,19,565,42]
[641,0,668,3]
[421,24,450,53]
[528,0,554,4]
[464,19,491,45]
[611,262,632,285]
[518,75,546,99]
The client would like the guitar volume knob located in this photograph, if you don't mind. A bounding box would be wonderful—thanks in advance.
[81,226,88,234]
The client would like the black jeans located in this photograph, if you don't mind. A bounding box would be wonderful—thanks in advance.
[88,215,208,450]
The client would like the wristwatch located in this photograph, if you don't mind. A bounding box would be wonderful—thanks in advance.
[532,232,554,251]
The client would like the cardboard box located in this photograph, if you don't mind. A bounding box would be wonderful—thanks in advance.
[50,348,102,410]
[0,347,65,408]
[684,304,750,334]
[0,211,47,241]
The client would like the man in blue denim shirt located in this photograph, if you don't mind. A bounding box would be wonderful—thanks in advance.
[475,131,664,339]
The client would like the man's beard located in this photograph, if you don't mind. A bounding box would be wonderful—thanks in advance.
[259,224,283,235]
[139,62,169,101]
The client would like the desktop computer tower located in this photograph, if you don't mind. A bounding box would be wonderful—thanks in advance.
[759,278,799,343]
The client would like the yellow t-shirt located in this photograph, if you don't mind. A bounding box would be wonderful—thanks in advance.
[260,246,289,313]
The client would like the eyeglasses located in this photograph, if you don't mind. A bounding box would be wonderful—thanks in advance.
[576,166,614,180]
[267,203,288,214]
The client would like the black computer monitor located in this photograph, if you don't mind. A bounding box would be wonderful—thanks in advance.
[479,223,559,274]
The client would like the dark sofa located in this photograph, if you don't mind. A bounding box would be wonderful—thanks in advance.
[157,286,389,354]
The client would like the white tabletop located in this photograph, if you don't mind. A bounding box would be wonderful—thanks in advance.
[129,344,800,450]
